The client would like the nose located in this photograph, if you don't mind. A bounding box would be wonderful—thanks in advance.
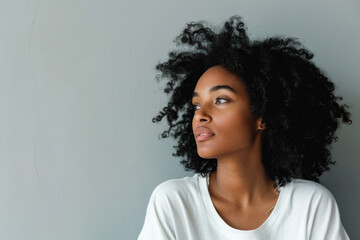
[193,106,212,123]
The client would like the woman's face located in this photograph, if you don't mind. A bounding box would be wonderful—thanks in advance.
[191,65,264,159]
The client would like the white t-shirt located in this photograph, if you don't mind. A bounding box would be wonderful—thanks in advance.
[138,173,350,240]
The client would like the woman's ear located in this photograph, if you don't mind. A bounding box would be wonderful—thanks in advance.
[256,118,266,131]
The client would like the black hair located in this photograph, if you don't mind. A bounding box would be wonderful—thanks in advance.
[152,15,352,187]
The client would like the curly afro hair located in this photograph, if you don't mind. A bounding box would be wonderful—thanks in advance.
[152,15,352,187]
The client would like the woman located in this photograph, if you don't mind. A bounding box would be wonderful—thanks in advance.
[138,15,352,239]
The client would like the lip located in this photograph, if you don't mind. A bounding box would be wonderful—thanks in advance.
[195,126,215,142]
[196,134,215,142]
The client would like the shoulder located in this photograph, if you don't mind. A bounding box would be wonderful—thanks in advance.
[283,178,339,211]
[284,180,350,239]
[286,178,335,198]
[139,175,201,240]
[149,173,201,203]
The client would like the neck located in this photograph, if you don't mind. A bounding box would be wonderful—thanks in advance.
[209,133,276,208]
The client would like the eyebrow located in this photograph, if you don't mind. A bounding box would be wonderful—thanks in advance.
[192,85,237,99]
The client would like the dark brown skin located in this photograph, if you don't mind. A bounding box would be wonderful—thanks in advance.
[192,65,279,230]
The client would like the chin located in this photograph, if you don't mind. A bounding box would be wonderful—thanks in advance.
[197,149,219,159]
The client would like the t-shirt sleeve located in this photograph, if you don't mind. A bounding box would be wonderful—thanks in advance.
[137,185,176,240]
[307,185,350,240]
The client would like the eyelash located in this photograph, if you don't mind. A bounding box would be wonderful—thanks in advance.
[192,97,229,111]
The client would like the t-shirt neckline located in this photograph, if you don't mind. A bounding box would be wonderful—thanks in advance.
[198,172,286,238]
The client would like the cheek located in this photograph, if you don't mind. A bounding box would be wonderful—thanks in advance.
[215,111,257,141]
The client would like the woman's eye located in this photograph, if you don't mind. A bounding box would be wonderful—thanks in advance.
[192,98,229,111]
[192,105,200,111]
[216,98,229,104]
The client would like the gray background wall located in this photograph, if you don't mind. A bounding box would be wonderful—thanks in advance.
[0,0,358,239]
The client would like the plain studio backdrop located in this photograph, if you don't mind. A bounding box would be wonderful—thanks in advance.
[0,0,359,239]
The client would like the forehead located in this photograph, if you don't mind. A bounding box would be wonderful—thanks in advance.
[194,65,244,92]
